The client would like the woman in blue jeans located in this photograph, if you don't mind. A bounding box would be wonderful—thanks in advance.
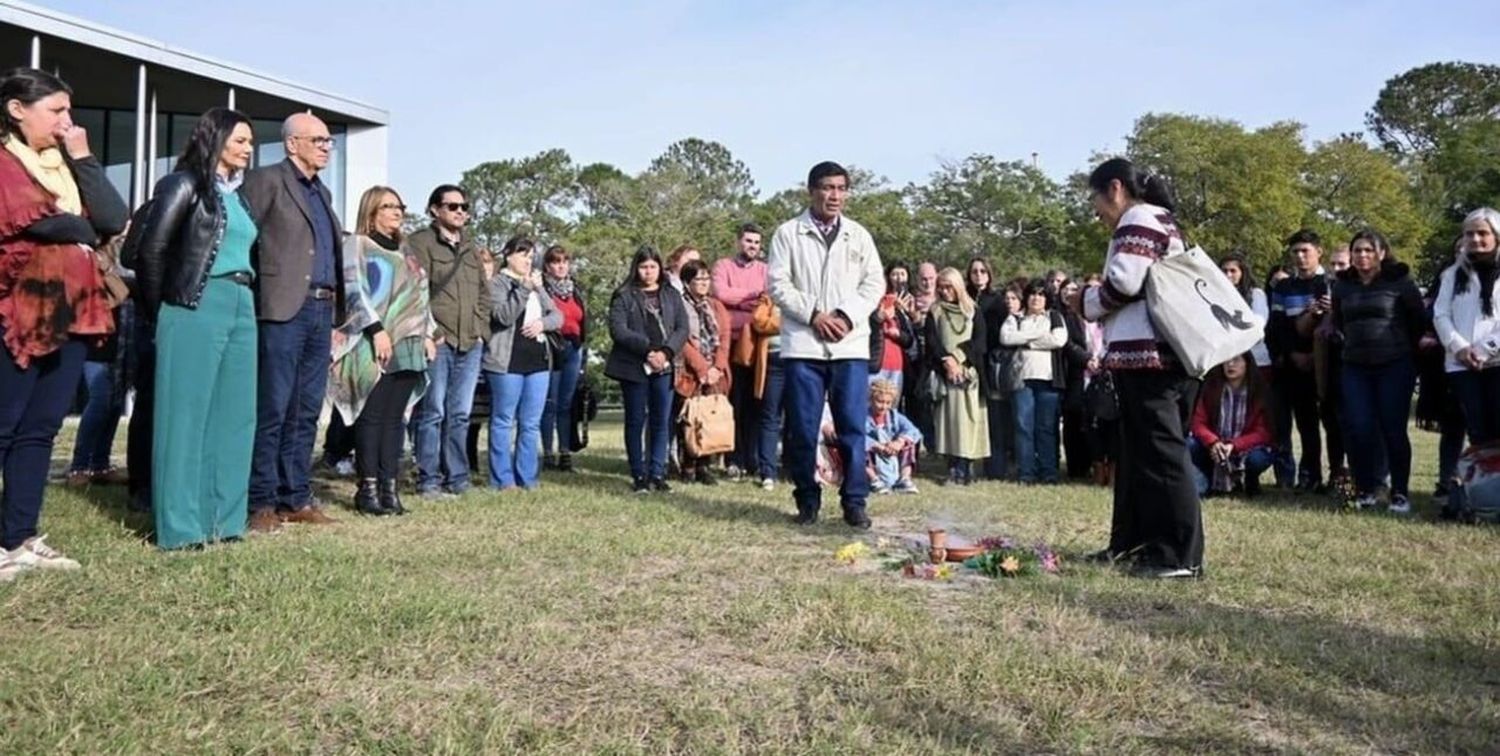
[999,280,1068,484]
[483,237,561,491]
[66,302,131,487]
[540,244,587,472]
[1328,229,1426,513]
[605,245,689,494]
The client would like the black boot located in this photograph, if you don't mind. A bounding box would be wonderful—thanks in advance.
[558,453,574,472]
[355,478,388,516]
[378,478,405,516]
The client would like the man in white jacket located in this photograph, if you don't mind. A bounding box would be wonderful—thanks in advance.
[768,162,885,528]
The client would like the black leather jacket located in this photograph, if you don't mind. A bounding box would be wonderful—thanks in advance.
[1331,260,1427,367]
[123,171,249,316]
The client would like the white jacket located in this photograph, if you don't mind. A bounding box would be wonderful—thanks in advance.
[1434,262,1500,372]
[768,211,885,361]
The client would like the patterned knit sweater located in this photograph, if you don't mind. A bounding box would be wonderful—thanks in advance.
[1082,203,1186,370]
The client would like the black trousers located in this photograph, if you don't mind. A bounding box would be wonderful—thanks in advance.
[1062,407,1093,478]
[729,364,759,471]
[1273,364,1323,485]
[323,412,356,464]
[354,371,423,480]
[126,311,155,509]
[1110,369,1204,569]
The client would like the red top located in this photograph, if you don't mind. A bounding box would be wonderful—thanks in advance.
[552,294,584,342]
[1190,388,1272,453]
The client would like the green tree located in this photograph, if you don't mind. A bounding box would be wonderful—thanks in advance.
[910,155,1070,275]
[461,148,579,249]
[1301,134,1429,257]
[1367,62,1500,157]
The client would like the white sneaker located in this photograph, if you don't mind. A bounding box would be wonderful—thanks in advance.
[1354,494,1379,511]
[334,459,356,477]
[1388,494,1412,515]
[8,535,80,571]
[759,478,775,491]
[0,552,22,582]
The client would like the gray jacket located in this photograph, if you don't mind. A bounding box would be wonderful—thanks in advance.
[483,273,562,374]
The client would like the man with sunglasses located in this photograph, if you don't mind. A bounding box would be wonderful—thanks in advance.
[241,112,345,532]
[408,185,491,498]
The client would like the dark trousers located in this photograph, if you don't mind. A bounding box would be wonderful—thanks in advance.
[70,359,123,472]
[784,358,869,516]
[730,363,760,472]
[1320,358,1346,475]
[0,334,85,550]
[1451,367,1500,445]
[1014,380,1061,484]
[323,412,356,465]
[1110,368,1203,570]
[127,310,156,509]
[1273,364,1323,485]
[620,373,674,481]
[756,353,786,481]
[1341,358,1415,497]
[250,298,333,512]
[354,371,422,481]
[983,397,1014,480]
[1062,406,1093,479]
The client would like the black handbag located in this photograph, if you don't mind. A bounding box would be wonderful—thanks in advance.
[1085,370,1121,422]
[984,347,1022,401]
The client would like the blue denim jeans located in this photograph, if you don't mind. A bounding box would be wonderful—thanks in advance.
[250,298,333,512]
[541,341,583,456]
[415,340,485,493]
[0,332,85,549]
[757,352,786,481]
[487,370,549,489]
[620,372,674,481]
[1341,358,1415,496]
[784,358,870,516]
[1188,436,1274,495]
[70,359,123,472]
[1013,379,1061,483]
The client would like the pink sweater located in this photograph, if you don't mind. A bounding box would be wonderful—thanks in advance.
[712,255,767,332]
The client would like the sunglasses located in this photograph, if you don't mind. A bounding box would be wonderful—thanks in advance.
[439,202,470,213]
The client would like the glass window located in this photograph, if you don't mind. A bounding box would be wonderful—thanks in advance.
[104,110,137,203]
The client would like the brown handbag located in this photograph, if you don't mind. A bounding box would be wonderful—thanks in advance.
[680,393,736,457]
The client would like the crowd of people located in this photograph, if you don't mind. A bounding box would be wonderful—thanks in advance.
[2,67,1498,583]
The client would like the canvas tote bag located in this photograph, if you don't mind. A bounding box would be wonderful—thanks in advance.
[1145,245,1266,377]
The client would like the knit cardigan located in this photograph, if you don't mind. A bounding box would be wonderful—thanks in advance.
[1082,203,1186,370]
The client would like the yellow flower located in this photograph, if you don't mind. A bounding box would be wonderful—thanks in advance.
[934,564,955,580]
[1000,556,1021,575]
[834,542,870,564]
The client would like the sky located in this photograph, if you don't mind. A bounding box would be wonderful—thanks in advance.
[32,0,1500,202]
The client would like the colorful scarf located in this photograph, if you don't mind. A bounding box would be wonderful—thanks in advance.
[692,294,719,360]
[1211,384,1250,492]
[330,234,433,424]
[544,273,575,300]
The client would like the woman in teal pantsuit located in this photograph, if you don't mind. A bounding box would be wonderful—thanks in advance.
[131,108,259,549]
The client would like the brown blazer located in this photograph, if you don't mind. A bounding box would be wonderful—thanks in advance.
[677,298,733,397]
[241,158,346,323]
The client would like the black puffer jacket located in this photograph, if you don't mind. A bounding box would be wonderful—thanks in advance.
[1331,260,1427,367]
[124,171,249,316]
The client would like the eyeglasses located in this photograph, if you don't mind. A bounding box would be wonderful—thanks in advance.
[378,203,406,212]
[440,202,470,213]
[293,135,337,149]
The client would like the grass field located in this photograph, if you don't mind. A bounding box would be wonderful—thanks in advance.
[1,415,1497,754]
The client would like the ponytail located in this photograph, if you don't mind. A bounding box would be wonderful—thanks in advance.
[1087,157,1177,213]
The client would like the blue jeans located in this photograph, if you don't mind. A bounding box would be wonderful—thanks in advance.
[1450,367,1500,445]
[415,340,485,493]
[757,352,786,481]
[70,359,123,472]
[1188,437,1274,495]
[541,341,583,456]
[250,298,333,512]
[620,373,674,481]
[0,332,85,549]
[1341,358,1415,496]
[487,370,549,489]
[1013,380,1061,483]
[784,358,870,515]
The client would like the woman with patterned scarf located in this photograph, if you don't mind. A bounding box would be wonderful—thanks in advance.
[540,244,587,472]
[330,186,437,515]
[925,267,990,485]
[1188,353,1274,497]
[0,68,127,578]
[674,259,732,485]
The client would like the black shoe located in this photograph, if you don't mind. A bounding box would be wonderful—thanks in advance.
[558,453,574,472]
[650,477,672,493]
[694,468,718,486]
[355,478,391,516]
[378,478,406,516]
[542,454,558,470]
[1132,563,1205,580]
[631,478,650,494]
[792,509,819,526]
[843,508,872,530]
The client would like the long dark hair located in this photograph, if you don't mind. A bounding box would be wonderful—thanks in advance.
[622,244,664,289]
[1220,252,1257,304]
[1201,352,1273,435]
[175,107,252,191]
[1088,157,1177,212]
[0,68,72,142]
[966,256,994,298]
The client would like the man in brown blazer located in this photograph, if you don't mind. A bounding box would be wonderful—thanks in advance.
[240,112,345,533]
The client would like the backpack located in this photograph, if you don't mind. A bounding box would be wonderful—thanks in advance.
[1146,246,1267,377]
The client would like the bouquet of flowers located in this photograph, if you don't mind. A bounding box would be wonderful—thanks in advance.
[967,537,1061,578]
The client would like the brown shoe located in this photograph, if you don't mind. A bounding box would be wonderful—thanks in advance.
[95,467,130,485]
[248,509,283,534]
[283,505,338,525]
[64,470,93,488]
